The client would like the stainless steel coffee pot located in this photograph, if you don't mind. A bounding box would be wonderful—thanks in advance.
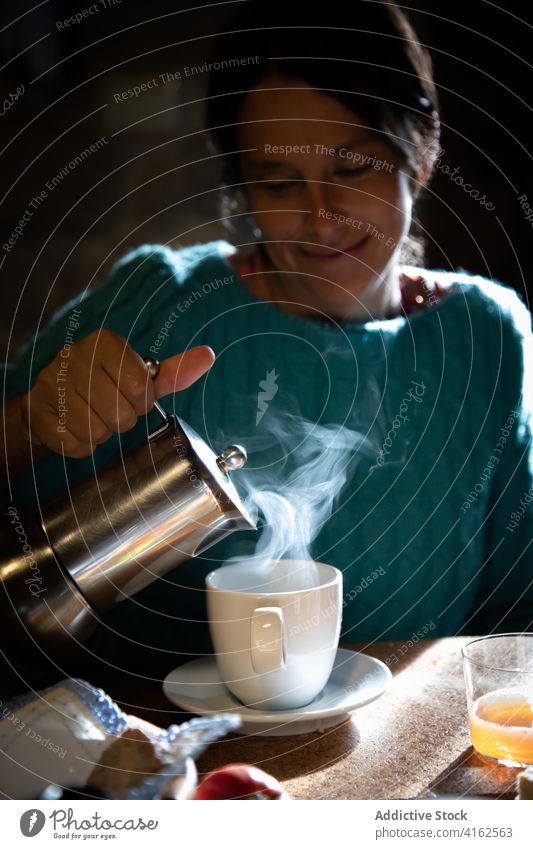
[1,360,255,667]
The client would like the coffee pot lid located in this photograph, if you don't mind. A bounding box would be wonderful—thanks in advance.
[176,416,256,530]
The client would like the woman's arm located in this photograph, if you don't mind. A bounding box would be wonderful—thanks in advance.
[1,394,49,486]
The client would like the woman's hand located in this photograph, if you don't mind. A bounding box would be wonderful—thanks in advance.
[18,329,215,458]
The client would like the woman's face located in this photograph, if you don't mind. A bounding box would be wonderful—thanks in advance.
[237,72,416,320]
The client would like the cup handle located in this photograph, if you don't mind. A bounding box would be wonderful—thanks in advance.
[250,607,285,674]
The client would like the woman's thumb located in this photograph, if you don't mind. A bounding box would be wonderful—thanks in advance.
[153,346,215,398]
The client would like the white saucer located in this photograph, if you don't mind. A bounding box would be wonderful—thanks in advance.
[163,648,391,736]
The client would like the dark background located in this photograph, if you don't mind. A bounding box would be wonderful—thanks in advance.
[1,0,532,361]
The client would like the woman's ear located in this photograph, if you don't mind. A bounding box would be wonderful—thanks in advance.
[417,158,435,188]
[410,161,433,200]
[410,135,441,198]
[415,118,441,194]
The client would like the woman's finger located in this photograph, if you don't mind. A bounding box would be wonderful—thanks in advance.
[76,363,139,433]
[154,346,215,398]
[31,403,93,458]
[93,335,155,416]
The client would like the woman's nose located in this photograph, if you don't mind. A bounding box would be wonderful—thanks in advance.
[304,180,332,215]
[303,182,344,239]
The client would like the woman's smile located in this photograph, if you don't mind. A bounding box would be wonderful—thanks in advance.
[298,234,372,262]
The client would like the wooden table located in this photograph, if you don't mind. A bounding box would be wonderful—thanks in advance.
[80,638,520,800]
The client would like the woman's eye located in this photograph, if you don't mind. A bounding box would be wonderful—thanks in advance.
[263,180,298,193]
[335,166,371,178]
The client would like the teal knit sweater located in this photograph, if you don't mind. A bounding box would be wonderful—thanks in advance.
[3,241,532,666]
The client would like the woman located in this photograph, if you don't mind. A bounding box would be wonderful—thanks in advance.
[2,0,532,671]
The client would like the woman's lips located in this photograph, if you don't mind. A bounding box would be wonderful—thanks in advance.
[299,235,371,261]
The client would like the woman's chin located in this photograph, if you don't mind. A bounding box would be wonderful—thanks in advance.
[324,272,374,299]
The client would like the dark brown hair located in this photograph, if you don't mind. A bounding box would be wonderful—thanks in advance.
[205,0,440,262]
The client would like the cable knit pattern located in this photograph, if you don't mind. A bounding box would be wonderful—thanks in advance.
[3,241,532,661]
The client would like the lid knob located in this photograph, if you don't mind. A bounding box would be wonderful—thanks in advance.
[144,357,160,379]
[217,445,248,473]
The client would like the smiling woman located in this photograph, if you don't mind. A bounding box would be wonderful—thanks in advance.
[1,0,532,672]
[235,83,414,320]
[206,0,440,323]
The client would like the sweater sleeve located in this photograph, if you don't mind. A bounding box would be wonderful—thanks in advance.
[466,283,533,633]
[1,244,194,509]
[2,244,184,403]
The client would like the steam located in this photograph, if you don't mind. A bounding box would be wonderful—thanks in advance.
[226,415,366,590]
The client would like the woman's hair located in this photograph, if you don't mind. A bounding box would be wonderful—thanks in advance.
[205,0,440,264]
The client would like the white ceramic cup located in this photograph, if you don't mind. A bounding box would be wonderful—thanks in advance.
[205,559,342,710]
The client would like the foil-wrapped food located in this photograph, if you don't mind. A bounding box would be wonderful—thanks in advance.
[0,678,241,799]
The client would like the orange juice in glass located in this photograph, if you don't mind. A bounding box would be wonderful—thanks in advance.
[462,634,533,767]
